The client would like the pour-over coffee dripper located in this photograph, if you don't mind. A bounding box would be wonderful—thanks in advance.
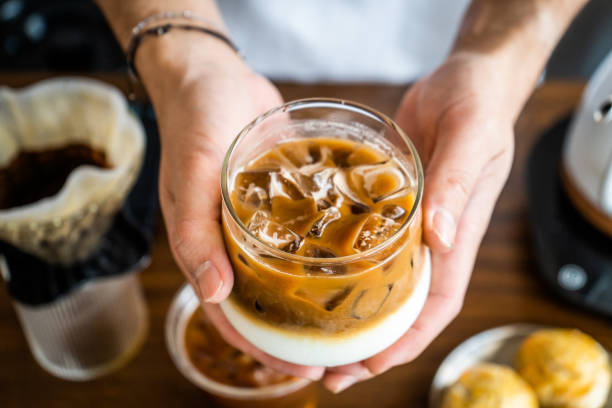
[0,78,151,380]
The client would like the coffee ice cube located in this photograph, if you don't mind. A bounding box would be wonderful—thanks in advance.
[247,210,303,253]
[353,213,399,251]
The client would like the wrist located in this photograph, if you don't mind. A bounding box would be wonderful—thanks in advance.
[445,48,539,123]
[135,29,250,102]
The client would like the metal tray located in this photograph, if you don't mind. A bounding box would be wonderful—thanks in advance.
[429,324,612,408]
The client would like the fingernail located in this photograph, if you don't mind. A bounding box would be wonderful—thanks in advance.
[353,365,372,378]
[431,208,456,248]
[194,261,223,302]
[332,376,357,394]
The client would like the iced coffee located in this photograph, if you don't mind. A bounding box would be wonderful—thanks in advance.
[166,284,316,408]
[221,99,429,367]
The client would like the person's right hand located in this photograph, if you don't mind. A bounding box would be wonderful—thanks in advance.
[138,34,325,381]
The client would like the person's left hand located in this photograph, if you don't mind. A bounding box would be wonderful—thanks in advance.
[322,51,516,393]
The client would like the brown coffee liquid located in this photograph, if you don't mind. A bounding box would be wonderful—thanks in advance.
[0,144,110,210]
[230,138,414,261]
[184,307,295,388]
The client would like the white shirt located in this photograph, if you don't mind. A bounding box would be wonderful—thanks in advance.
[218,0,471,83]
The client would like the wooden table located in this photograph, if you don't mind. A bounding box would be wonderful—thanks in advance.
[1,76,610,407]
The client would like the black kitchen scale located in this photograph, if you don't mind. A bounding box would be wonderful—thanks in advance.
[526,116,612,318]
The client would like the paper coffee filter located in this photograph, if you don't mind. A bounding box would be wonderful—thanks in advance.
[0,78,145,264]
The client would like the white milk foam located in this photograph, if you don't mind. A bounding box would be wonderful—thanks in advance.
[220,248,431,367]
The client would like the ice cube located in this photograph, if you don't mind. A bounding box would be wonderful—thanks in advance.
[381,204,407,220]
[353,213,400,251]
[298,145,334,176]
[302,243,346,274]
[331,144,355,168]
[269,169,305,200]
[243,184,268,209]
[294,286,353,312]
[308,206,341,238]
[351,160,408,203]
[333,170,368,208]
[309,168,336,202]
[324,286,353,311]
[374,187,412,203]
[235,169,272,192]
[280,167,337,204]
[350,202,370,215]
[304,244,336,258]
[251,149,296,170]
[351,284,393,319]
[247,210,303,253]
[316,199,332,211]
[271,196,318,236]
[278,142,313,168]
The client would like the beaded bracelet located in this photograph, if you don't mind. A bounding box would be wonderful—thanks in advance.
[126,23,240,79]
[124,11,241,99]
[130,10,216,37]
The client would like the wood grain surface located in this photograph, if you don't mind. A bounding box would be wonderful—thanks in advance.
[0,76,609,408]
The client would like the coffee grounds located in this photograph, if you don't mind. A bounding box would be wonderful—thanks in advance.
[0,144,110,210]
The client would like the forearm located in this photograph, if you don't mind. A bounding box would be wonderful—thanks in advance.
[453,0,588,119]
[95,0,245,101]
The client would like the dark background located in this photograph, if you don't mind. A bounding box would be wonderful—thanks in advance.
[0,0,611,78]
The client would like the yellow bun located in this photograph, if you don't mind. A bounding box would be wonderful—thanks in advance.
[515,329,611,408]
[441,363,538,408]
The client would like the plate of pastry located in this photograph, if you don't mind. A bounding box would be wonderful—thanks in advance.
[430,324,611,408]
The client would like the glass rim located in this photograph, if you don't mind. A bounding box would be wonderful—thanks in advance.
[165,283,312,400]
[221,98,424,266]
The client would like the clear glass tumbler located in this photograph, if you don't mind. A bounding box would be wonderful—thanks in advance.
[166,284,317,408]
[220,99,430,367]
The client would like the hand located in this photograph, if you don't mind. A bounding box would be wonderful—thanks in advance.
[323,52,516,392]
[144,38,325,381]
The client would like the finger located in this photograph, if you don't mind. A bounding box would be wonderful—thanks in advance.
[160,149,234,303]
[364,161,509,374]
[202,303,325,381]
[322,373,358,394]
[322,370,373,394]
[423,115,505,252]
[326,362,371,377]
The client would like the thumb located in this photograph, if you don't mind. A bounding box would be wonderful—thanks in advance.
[170,218,234,304]
[422,117,492,253]
[160,153,234,304]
